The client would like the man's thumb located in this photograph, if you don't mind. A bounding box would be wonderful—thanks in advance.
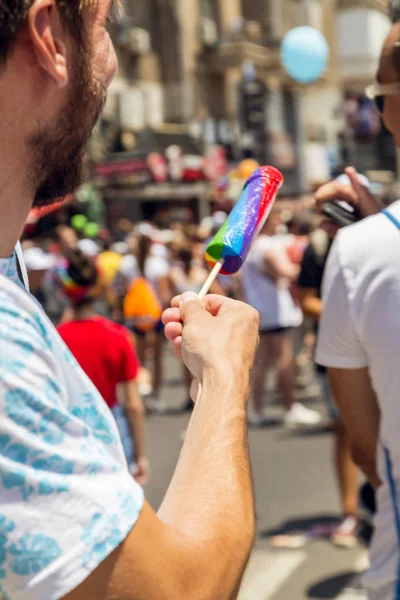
[345,167,368,198]
[180,292,205,322]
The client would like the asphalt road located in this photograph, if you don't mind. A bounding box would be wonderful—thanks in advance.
[143,349,368,600]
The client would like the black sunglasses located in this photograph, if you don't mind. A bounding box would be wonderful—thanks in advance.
[365,82,400,116]
[374,94,385,115]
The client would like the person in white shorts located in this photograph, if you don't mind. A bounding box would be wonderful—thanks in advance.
[316,5,400,596]
[242,211,322,428]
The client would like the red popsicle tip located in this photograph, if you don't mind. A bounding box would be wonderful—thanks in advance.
[245,166,284,188]
[259,166,284,186]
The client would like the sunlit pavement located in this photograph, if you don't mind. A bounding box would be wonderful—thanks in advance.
[144,348,368,600]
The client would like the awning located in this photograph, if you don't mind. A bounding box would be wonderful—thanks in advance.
[103,182,211,202]
[26,195,72,225]
[91,128,224,188]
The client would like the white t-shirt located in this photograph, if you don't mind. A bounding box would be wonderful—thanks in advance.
[316,200,400,599]
[242,235,303,331]
[0,248,143,599]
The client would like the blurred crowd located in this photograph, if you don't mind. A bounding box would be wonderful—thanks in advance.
[22,208,322,415]
[21,202,363,548]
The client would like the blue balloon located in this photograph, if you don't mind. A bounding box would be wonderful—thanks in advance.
[281,27,329,84]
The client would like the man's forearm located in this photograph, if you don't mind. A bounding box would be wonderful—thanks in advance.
[327,367,382,490]
[158,364,254,596]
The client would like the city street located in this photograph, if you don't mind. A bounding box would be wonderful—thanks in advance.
[0,0,397,598]
[144,350,368,600]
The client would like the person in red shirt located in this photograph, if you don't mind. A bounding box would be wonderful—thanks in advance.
[56,249,148,485]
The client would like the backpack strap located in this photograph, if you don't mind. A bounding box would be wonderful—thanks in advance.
[382,208,400,231]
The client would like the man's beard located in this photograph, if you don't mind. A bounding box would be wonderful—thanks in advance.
[29,49,105,208]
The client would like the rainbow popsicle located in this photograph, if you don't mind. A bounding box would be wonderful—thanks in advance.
[206,166,284,275]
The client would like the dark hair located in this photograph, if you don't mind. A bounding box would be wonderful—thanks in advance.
[66,249,98,288]
[102,239,111,251]
[179,247,193,276]
[389,0,400,23]
[288,211,317,237]
[137,234,152,276]
[0,1,85,65]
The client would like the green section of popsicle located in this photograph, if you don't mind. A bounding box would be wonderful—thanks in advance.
[206,218,229,262]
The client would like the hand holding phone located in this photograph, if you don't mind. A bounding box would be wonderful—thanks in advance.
[321,200,362,228]
[320,172,370,228]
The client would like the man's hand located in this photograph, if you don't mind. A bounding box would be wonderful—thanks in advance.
[132,456,149,486]
[162,292,259,398]
[64,294,258,600]
[315,166,382,218]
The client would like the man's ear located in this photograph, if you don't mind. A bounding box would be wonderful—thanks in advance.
[27,0,68,88]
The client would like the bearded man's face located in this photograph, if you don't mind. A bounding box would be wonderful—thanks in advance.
[28,1,117,208]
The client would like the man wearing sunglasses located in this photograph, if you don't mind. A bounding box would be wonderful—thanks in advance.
[366,77,400,118]
[366,47,400,148]
[315,2,400,598]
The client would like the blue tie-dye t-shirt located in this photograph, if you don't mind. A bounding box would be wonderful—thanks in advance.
[0,245,144,600]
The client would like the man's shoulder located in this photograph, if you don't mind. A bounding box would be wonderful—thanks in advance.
[248,235,274,260]
[336,204,400,267]
[59,317,127,340]
[0,277,56,371]
[0,273,41,323]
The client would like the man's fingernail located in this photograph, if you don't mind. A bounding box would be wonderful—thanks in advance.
[180,292,198,305]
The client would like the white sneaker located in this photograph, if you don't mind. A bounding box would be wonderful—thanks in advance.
[331,516,358,549]
[138,382,153,397]
[284,402,322,428]
[247,410,268,427]
[146,398,168,414]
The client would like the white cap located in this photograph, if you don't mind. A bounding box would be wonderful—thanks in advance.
[213,211,228,227]
[23,247,55,272]
[200,216,214,231]
[78,239,101,257]
[136,223,155,238]
[111,241,128,255]
[150,243,168,259]
[160,229,175,244]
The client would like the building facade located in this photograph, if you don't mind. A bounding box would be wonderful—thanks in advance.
[91,0,393,223]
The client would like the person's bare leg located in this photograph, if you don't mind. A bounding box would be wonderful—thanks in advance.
[153,331,164,399]
[330,419,359,547]
[250,335,269,414]
[272,331,296,411]
[136,334,146,366]
[333,420,359,516]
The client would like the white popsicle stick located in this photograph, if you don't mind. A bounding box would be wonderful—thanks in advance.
[198,260,224,300]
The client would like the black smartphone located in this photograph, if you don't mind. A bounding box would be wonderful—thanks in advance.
[321,200,362,228]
